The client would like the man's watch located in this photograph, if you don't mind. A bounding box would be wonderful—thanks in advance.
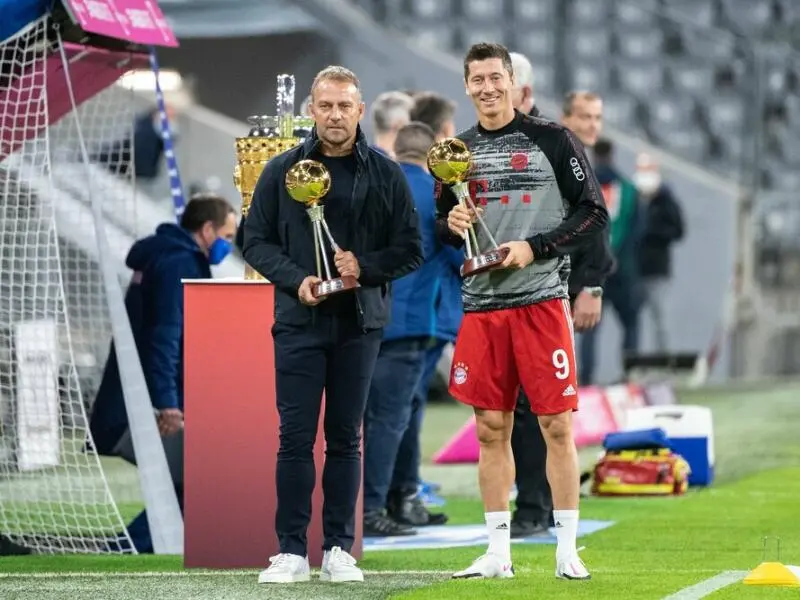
[583,286,603,298]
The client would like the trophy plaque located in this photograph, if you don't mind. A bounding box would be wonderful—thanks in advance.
[285,160,361,298]
[427,137,510,277]
[233,74,315,280]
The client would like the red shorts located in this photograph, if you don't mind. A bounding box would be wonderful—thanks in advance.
[448,299,578,415]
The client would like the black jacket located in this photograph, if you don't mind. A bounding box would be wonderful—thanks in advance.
[242,126,423,330]
[638,185,684,278]
[528,106,613,296]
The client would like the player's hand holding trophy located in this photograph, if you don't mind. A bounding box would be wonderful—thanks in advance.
[428,138,510,277]
[285,160,361,298]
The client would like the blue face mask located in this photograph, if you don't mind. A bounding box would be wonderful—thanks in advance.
[208,237,233,266]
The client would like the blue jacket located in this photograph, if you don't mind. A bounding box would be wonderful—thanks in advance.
[89,223,211,454]
[434,237,464,342]
[383,163,464,342]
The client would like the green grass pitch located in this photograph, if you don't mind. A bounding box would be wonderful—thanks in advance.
[1,381,799,599]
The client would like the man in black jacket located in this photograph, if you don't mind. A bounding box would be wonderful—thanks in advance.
[243,66,423,585]
[507,53,613,539]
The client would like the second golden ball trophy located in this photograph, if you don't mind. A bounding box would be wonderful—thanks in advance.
[233,74,314,280]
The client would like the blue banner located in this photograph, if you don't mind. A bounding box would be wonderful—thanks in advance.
[148,47,186,221]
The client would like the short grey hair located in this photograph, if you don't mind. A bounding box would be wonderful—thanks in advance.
[509,52,534,89]
[394,121,435,162]
[563,90,602,117]
[310,65,361,99]
[370,91,414,135]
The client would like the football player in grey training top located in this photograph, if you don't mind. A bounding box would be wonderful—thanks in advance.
[436,42,609,581]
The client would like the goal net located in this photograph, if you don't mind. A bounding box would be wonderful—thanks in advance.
[0,15,151,554]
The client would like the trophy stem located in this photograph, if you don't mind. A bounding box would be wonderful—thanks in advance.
[453,184,474,259]
[469,228,480,254]
[319,219,341,253]
[315,221,334,280]
[313,220,323,280]
[462,192,500,249]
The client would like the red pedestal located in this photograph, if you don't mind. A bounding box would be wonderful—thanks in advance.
[183,280,362,568]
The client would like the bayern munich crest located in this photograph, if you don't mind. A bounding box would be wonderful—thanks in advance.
[453,361,469,385]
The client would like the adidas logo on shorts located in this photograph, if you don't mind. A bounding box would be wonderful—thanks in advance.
[562,384,577,397]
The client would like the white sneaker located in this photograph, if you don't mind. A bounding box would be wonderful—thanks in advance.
[556,547,591,580]
[452,553,514,579]
[320,546,364,583]
[257,553,311,584]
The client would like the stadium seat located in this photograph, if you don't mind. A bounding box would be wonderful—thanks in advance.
[513,26,556,62]
[530,63,556,97]
[703,94,746,135]
[406,22,456,52]
[600,93,639,127]
[614,25,665,59]
[720,0,774,35]
[564,28,611,60]
[650,125,710,163]
[679,28,737,63]
[665,60,715,98]
[462,0,500,21]
[774,128,800,166]
[459,25,508,52]
[512,0,557,25]
[568,0,611,25]
[784,93,800,127]
[570,61,611,93]
[768,162,800,192]
[614,58,665,97]
[614,0,659,28]
[409,0,452,19]
[663,0,717,28]
[647,94,698,129]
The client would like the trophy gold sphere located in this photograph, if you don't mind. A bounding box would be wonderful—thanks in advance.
[427,137,472,185]
[285,160,332,205]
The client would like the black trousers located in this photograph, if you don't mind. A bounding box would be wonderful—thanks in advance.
[511,392,553,526]
[511,294,578,526]
[272,314,382,556]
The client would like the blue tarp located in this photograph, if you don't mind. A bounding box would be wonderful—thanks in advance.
[0,0,52,43]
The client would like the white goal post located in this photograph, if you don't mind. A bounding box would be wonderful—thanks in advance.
[0,14,181,554]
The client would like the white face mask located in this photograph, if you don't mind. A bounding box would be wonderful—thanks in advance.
[633,171,661,196]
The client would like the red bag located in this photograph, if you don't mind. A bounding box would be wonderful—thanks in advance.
[591,448,691,497]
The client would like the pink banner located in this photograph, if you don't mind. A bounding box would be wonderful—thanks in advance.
[63,0,178,47]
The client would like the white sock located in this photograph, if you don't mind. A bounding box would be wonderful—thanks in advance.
[485,511,511,561]
[553,509,579,558]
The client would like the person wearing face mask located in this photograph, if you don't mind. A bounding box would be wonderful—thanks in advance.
[89,193,237,553]
[633,153,684,352]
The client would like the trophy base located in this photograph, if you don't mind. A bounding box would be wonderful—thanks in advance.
[244,264,265,281]
[461,246,511,277]
[313,275,360,298]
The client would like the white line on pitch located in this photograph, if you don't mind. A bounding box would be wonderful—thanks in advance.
[662,570,748,600]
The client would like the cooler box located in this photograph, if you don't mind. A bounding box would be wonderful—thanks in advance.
[623,405,714,486]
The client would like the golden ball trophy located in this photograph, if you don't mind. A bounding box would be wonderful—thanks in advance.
[285,160,360,298]
[233,74,314,280]
[427,137,510,277]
